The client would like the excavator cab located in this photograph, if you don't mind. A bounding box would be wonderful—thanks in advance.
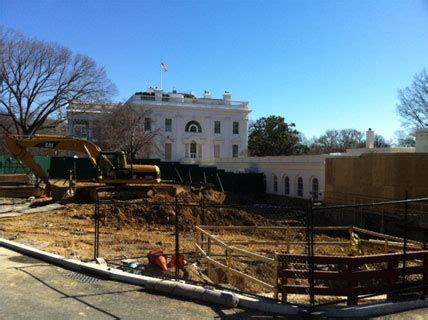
[97,151,160,182]
[97,151,127,179]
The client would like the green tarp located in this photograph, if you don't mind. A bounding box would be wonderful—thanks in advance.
[0,155,266,194]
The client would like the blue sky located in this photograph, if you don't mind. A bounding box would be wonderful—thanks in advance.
[1,0,428,140]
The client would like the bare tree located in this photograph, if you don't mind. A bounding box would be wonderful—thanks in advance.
[309,129,365,154]
[397,68,428,129]
[374,134,390,148]
[0,113,14,153]
[340,129,365,149]
[94,104,158,158]
[0,27,116,135]
[393,130,415,147]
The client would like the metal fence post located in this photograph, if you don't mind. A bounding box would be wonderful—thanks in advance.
[200,197,205,225]
[306,201,315,308]
[403,191,408,285]
[94,198,100,260]
[175,195,180,281]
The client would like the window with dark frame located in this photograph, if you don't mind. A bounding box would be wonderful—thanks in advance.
[284,176,290,195]
[297,177,303,197]
[312,178,319,199]
[214,121,221,134]
[165,118,172,132]
[144,117,151,131]
[232,144,238,157]
[233,121,239,134]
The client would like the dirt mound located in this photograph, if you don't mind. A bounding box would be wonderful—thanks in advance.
[99,202,287,230]
[88,186,291,230]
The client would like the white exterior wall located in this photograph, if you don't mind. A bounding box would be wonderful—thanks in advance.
[415,128,428,153]
[182,155,328,200]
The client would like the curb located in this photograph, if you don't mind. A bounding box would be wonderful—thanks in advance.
[0,238,238,308]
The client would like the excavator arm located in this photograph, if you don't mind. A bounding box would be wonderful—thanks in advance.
[4,134,114,192]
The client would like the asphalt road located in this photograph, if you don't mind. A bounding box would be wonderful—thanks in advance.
[0,247,273,319]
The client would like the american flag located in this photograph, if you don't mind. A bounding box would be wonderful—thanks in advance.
[161,62,168,72]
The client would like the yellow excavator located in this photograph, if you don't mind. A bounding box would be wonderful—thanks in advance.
[4,133,161,198]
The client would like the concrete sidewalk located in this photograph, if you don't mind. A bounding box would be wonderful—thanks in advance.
[0,247,271,319]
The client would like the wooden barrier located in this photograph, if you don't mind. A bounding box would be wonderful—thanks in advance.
[195,224,426,303]
[195,226,278,298]
[278,250,428,305]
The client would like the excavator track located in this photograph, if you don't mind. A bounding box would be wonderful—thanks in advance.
[76,185,156,201]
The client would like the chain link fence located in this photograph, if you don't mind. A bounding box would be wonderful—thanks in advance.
[92,197,306,302]
[297,196,428,308]
[90,194,428,309]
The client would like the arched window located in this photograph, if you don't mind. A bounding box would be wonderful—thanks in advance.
[185,121,202,133]
[273,174,278,193]
[297,177,303,197]
[284,176,290,195]
[312,178,319,199]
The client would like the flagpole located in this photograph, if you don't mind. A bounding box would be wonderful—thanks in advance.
[160,65,163,90]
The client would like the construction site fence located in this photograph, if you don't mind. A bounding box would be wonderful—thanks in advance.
[0,155,50,175]
[28,192,422,309]
[299,196,428,308]
[91,196,428,308]
[0,155,266,194]
[92,199,303,300]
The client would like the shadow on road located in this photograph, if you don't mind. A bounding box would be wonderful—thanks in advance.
[15,267,121,320]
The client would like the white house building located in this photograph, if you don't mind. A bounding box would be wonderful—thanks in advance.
[125,88,250,161]
[67,88,251,161]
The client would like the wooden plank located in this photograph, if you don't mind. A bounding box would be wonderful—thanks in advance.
[196,226,276,264]
[223,241,350,246]
[349,251,428,264]
[199,225,349,231]
[195,226,229,248]
[353,227,422,246]
[194,242,207,256]
[360,239,423,250]
[199,225,297,230]
[228,245,276,264]
[277,251,428,265]
[280,265,425,282]
[281,269,343,280]
[350,266,425,281]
